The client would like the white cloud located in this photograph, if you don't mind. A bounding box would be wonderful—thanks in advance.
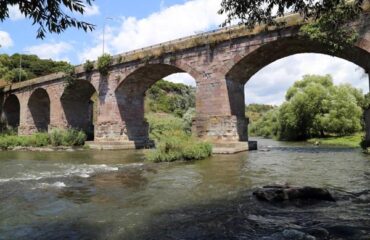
[84,4,100,16]
[0,31,13,48]
[25,42,73,61]
[79,0,223,61]
[245,53,368,105]
[165,73,196,86]
[8,5,24,21]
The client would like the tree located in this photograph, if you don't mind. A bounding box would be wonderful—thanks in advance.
[0,0,95,39]
[219,0,365,50]
[0,54,72,83]
[249,75,364,140]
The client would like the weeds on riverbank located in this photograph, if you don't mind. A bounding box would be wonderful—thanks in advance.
[307,133,362,148]
[145,113,212,162]
[0,129,87,150]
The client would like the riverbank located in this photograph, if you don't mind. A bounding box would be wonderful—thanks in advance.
[307,133,362,148]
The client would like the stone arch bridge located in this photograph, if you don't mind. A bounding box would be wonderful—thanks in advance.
[1,10,369,150]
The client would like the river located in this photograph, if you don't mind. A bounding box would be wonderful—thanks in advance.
[0,138,369,240]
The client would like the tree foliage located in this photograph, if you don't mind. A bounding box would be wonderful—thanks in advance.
[0,54,72,83]
[246,103,276,122]
[146,80,195,117]
[219,0,365,50]
[250,75,364,140]
[0,0,95,39]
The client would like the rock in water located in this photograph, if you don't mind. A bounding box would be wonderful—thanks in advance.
[253,185,335,202]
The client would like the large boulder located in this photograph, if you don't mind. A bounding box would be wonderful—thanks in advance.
[253,185,335,203]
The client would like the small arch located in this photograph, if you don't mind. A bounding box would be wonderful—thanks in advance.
[28,88,50,132]
[2,94,20,129]
[61,80,98,140]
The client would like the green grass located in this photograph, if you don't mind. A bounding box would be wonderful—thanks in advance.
[145,113,212,162]
[0,129,87,150]
[307,133,362,148]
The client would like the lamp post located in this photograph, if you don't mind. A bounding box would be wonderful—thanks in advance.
[103,17,114,55]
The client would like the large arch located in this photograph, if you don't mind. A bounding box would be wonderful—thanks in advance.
[28,88,50,132]
[226,37,370,84]
[225,37,370,141]
[61,80,98,140]
[2,94,20,129]
[115,63,195,142]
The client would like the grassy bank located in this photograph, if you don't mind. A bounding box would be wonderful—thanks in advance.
[0,129,86,150]
[145,113,212,162]
[307,133,362,148]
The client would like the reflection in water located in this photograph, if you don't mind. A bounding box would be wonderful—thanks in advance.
[0,138,370,239]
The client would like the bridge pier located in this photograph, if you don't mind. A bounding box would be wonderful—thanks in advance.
[192,76,249,142]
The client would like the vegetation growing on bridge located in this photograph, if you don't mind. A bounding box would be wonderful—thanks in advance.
[0,54,73,83]
[97,54,113,76]
[248,74,364,142]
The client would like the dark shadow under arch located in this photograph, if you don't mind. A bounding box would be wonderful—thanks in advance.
[28,88,50,132]
[2,94,20,129]
[61,80,98,140]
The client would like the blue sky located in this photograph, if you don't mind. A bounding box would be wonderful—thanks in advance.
[0,0,368,104]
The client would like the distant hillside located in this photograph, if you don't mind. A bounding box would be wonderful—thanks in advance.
[145,80,195,117]
[246,104,276,123]
[0,54,72,84]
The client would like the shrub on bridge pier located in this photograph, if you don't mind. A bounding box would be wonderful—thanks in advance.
[97,54,113,76]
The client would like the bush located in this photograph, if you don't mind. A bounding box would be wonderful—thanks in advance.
[0,133,50,149]
[0,128,87,149]
[146,133,212,162]
[50,129,63,146]
[83,60,95,72]
[145,116,212,162]
[97,54,112,75]
[50,128,86,147]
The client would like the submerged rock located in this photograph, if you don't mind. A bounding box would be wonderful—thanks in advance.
[253,185,335,203]
[282,229,316,240]
[264,229,316,240]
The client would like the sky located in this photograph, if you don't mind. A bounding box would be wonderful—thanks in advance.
[0,0,368,105]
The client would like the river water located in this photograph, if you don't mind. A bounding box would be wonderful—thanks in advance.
[0,138,370,240]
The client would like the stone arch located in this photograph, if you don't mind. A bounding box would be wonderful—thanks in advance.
[224,37,370,141]
[28,88,50,132]
[2,94,20,129]
[226,37,370,84]
[61,80,98,140]
[115,63,197,142]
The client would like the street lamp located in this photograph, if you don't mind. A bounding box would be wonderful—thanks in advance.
[103,17,114,55]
